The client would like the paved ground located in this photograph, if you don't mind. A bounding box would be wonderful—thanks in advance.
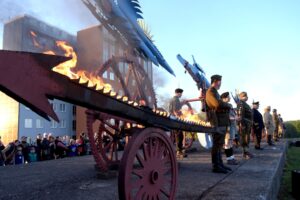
[0,140,286,200]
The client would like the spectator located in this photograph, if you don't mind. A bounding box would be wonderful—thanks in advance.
[41,134,50,160]
[14,145,24,165]
[48,136,56,160]
[68,139,77,157]
[35,134,42,161]
[76,138,84,156]
[2,140,20,165]
[0,136,5,151]
[0,136,5,166]
[54,137,68,159]
[28,146,37,163]
[20,136,29,163]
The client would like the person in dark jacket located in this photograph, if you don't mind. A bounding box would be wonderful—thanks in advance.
[206,75,232,173]
[252,101,265,150]
[237,92,253,159]
[221,92,239,165]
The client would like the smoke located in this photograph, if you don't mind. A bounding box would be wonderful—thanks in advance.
[0,0,98,41]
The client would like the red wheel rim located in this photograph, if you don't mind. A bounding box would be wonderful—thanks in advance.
[118,128,178,200]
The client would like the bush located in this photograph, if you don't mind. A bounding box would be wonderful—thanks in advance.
[285,120,300,138]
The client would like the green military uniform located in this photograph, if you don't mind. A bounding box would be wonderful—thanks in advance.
[206,85,231,172]
[272,110,279,141]
[237,100,253,154]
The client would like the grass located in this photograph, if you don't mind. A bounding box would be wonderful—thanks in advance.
[279,146,300,200]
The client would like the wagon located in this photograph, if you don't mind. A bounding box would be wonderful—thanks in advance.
[0,50,218,199]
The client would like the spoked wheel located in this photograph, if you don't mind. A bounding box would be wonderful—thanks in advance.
[118,128,178,200]
[86,110,133,171]
[95,117,123,167]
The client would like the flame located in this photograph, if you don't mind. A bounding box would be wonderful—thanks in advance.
[30,31,40,47]
[180,106,211,127]
[43,50,55,55]
[28,30,116,97]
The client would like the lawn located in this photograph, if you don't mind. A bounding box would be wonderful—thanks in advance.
[279,146,300,200]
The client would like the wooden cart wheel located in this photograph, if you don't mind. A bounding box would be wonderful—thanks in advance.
[86,110,133,171]
[118,128,178,200]
[95,118,123,167]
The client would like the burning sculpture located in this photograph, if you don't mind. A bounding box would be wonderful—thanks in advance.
[0,1,218,199]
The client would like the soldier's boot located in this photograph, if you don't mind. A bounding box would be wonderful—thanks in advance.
[218,151,232,171]
[267,135,274,146]
[212,153,228,174]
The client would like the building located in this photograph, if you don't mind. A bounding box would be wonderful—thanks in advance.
[0,15,76,144]
[0,15,155,143]
[75,24,154,135]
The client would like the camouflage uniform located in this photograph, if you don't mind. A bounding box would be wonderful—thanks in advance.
[272,111,279,141]
[237,101,253,154]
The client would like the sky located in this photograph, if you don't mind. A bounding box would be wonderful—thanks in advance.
[0,0,299,120]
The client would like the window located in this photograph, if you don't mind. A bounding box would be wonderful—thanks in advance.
[52,103,57,111]
[59,119,66,128]
[36,119,43,128]
[50,120,58,128]
[103,71,108,79]
[72,120,76,131]
[132,80,136,86]
[110,72,115,80]
[24,119,32,128]
[59,103,66,112]
[72,106,76,116]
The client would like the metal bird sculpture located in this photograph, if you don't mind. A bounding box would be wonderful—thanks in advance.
[177,54,210,91]
[82,0,175,76]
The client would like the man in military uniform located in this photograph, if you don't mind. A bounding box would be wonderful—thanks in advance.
[263,106,275,146]
[169,88,187,158]
[252,101,264,150]
[221,92,239,165]
[278,114,285,138]
[272,109,280,142]
[237,92,253,159]
[206,75,232,173]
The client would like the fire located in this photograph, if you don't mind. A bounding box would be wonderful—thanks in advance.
[181,106,211,127]
[30,31,40,47]
[28,30,115,96]
[52,41,79,80]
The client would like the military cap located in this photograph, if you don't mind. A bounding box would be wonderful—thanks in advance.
[211,74,222,83]
[273,109,277,112]
[253,101,259,105]
[175,88,184,93]
[239,92,248,98]
[220,92,230,99]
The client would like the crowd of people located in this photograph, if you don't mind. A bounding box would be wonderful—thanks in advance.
[169,74,286,173]
[0,132,91,166]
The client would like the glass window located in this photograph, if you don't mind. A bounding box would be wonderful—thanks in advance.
[110,72,115,80]
[72,120,76,131]
[36,119,43,128]
[59,103,66,112]
[50,120,58,128]
[59,119,66,128]
[24,119,32,128]
[103,71,108,79]
[52,103,57,111]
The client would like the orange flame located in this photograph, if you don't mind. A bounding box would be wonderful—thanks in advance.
[30,31,40,47]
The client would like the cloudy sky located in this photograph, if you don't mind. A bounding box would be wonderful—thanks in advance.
[0,0,299,120]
